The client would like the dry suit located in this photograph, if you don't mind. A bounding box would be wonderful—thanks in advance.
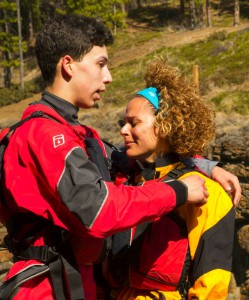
[105,154,235,300]
[0,92,190,300]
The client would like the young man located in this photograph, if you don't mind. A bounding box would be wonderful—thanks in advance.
[0,14,240,300]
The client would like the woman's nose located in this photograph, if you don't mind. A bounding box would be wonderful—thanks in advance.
[120,123,129,136]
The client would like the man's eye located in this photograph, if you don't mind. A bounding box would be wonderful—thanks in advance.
[99,62,105,68]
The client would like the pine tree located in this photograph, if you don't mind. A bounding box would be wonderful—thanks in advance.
[234,0,240,26]
[61,0,127,33]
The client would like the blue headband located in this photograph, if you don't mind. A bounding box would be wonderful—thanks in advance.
[136,87,160,110]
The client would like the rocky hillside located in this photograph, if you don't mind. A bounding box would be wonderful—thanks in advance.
[208,113,249,299]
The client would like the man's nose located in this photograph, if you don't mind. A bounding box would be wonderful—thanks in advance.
[103,67,112,84]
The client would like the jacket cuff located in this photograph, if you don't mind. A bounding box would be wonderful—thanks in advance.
[166,180,188,207]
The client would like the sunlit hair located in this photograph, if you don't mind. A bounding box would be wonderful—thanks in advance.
[144,57,215,156]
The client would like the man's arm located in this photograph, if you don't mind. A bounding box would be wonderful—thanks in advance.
[211,166,241,207]
[182,156,241,206]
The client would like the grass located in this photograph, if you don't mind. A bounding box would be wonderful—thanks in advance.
[210,91,249,114]
[101,27,249,113]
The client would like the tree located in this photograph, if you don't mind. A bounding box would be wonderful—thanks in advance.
[206,0,212,27]
[195,0,205,27]
[180,0,185,21]
[0,0,27,88]
[16,0,24,91]
[0,1,18,88]
[234,0,240,26]
[20,0,58,43]
[189,0,196,28]
[61,0,127,34]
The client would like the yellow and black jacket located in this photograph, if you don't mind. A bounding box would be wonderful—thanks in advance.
[107,154,235,300]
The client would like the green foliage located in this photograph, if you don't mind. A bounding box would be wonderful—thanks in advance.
[0,0,28,87]
[100,26,249,115]
[59,0,128,32]
[0,85,30,106]
[149,29,249,93]
[108,30,160,57]
[103,59,146,106]
[210,91,249,115]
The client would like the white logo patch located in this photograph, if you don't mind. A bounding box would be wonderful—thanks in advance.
[53,134,65,148]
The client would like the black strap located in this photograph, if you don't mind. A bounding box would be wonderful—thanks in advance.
[85,137,111,182]
[8,111,45,133]
[0,264,50,300]
[11,244,84,300]
[164,167,195,180]
[0,111,46,182]
[4,212,84,300]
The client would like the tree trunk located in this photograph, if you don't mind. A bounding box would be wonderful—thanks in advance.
[3,11,12,88]
[130,0,138,9]
[17,0,24,91]
[206,0,212,27]
[121,3,126,13]
[28,9,34,43]
[189,0,196,29]
[198,3,204,27]
[3,51,12,88]
[137,0,142,8]
[234,0,240,27]
[180,0,185,20]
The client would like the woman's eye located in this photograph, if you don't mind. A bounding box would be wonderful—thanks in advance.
[131,122,138,128]
[118,119,139,128]
[118,120,125,127]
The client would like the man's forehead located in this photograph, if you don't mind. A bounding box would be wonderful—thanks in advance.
[85,45,108,59]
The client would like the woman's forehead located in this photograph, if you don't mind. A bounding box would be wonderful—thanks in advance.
[126,96,154,115]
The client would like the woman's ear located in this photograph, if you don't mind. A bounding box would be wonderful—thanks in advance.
[154,124,160,137]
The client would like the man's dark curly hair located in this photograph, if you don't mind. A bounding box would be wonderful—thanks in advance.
[35,14,114,87]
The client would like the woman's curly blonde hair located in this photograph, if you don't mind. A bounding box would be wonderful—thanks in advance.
[144,57,215,156]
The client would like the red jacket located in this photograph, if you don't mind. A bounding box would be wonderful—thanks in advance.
[0,92,187,300]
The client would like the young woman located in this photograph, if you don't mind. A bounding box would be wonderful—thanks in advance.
[104,58,236,300]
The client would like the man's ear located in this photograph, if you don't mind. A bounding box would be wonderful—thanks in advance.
[61,55,73,77]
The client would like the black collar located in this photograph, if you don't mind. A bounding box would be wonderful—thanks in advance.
[32,91,80,125]
[138,153,180,181]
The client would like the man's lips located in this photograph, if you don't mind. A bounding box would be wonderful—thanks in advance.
[94,89,105,100]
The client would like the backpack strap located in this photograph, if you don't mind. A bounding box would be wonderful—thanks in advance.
[85,138,111,182]
[163,167,196,181]
[0,264,50,300]
[0,111,46,180]
[3,212,85,300]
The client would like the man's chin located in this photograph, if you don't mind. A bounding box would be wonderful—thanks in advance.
[78,101,97,109]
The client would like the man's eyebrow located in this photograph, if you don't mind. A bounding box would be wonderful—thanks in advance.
[98,56,108,63]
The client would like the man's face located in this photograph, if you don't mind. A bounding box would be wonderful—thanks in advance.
[70,45,112,108]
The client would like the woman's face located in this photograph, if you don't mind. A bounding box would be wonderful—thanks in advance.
[120,97,159,163]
